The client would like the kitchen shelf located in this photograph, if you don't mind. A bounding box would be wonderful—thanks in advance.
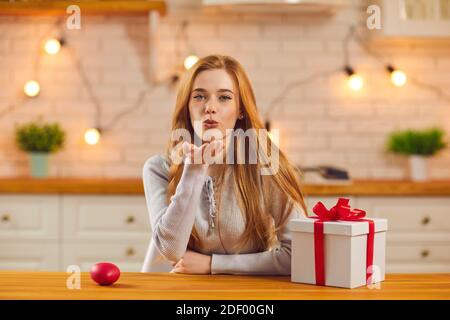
[1,177,450,196]
[0,0,167,16]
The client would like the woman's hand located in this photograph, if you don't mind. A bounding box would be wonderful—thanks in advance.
[170,250,212,275]
[182,140,223,165]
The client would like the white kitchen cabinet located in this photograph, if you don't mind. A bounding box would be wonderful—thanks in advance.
[62,241,149,272]
[0,242,59,271]
[385,244,450,273]
[303,195,450,273]
[356,197,450,232]
[378,0,450,38]
[62,195,151,240]
[0,195,59,240]
[61,195,151,272]
[0,195,60,271]
[356,197,450,273]
[0,193,449,273]
[0,194,152,272]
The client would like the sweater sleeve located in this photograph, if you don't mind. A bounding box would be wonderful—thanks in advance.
[211,199,305,276]
[142,155,208,264]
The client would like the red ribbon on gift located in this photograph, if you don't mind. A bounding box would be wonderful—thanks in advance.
[311,198,375,286]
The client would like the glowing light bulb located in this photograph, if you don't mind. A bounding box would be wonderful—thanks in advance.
[44,38,61,55]
[265,120,272,140]
[84,128,101,145]
[184,55,199,70]
[390,69,407,87]
[347,74,364,91]
[24,80,40,97]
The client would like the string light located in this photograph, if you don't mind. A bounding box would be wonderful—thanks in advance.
[174,21,200,74]
[184,55,199,70]
[391,70,407,87]
[265,120,271,132]
[265,120,274,140]
[15,18,166,147]
[23,80,40,97]
[387,65,407,87]
[3,20,450,151]
[84,128,101,145]
[344,66,363,91]
[342,27,364,92]
[348,74,364,91]
[44,38,63,55]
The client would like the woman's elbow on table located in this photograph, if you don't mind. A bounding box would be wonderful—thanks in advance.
[151,232,186,264]
[274,245,292,275]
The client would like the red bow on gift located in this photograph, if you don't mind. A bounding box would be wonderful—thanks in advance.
[311,198,375,286]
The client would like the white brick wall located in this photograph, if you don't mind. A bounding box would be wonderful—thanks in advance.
[0,2,449,180]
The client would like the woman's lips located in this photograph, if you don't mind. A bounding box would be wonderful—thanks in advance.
[203,120,219,129]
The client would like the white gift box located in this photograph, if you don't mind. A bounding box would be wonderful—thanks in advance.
[289,217,388,289]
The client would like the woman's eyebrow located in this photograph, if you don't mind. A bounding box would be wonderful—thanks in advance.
[217,89,234,94]
[192,88,207,93]
[192,88,234,94]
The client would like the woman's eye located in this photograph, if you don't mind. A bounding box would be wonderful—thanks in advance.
[219,96,232,101]
[193,95,205,101]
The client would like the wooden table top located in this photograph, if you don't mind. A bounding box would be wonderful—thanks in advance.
[0,272,449,300]
[1,178,450,196]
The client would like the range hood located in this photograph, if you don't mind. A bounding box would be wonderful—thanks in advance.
[202,0,344,14]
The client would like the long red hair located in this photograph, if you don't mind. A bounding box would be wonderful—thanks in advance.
[165,54,308,252]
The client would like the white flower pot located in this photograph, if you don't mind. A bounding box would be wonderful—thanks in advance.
[409,155,428,182]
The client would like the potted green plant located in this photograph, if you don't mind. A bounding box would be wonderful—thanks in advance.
[15,120,65,178]
[386,127,447,181]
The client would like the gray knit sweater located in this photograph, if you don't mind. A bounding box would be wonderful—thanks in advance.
[141,154,304,275]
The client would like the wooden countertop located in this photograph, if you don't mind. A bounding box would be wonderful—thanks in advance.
[0,1,167,16]
[0,178,450,196]
[0,272,449,300]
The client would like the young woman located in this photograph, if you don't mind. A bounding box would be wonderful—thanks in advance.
[141,54,307,275]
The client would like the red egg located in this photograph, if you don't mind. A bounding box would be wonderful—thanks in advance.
[90,262,120,286]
